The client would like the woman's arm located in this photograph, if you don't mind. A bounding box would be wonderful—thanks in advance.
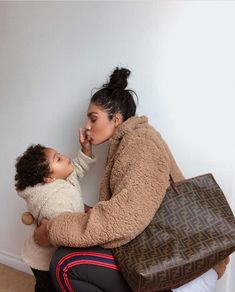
[46,135,172,248]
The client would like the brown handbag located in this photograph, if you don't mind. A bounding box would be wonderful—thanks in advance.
[112,173,235,292]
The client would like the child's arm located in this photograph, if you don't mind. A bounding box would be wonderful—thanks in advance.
[67,129,96,183]
[70,151,96,181]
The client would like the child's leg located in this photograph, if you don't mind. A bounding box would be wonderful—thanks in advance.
[172,269,217,292]
[31,268,57,292]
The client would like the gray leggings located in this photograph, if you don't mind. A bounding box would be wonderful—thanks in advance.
[50,246,132,292]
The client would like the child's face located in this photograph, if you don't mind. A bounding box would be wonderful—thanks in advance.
[44,148,74,181]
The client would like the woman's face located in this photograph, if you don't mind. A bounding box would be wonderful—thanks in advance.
[85,103,117,145]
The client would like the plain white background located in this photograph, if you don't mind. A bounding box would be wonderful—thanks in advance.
[0,1,234,291]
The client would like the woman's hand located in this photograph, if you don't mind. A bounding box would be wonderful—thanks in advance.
[34,218,50,247]
[214,256,230,279]
[84,204,93,213]
[79,128,92,157]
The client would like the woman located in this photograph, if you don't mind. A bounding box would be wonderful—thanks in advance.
[35,67,229,291]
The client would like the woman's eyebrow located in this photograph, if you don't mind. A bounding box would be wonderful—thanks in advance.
[87,112,98,117]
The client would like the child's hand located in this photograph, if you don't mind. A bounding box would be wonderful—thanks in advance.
[79,128,92,157]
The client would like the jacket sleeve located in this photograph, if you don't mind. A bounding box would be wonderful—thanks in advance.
[69,150,96,182]
[48,136,171,248]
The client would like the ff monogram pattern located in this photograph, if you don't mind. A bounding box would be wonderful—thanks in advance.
[113,174,235,292]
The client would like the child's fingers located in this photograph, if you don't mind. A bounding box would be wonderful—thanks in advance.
[79,128,91,146]
[85,130,91,141]
[79,128,85,143]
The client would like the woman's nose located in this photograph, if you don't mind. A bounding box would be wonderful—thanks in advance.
[85,120,91,131]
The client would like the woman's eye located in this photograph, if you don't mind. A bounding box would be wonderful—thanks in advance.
[89,115,97,123]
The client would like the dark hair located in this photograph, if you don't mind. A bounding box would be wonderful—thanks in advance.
[15,144,50,191]
[91,67,138,121]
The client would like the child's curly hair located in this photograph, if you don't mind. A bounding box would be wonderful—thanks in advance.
[15,144,50,191]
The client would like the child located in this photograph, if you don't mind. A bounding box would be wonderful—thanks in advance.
[15,131,95,291]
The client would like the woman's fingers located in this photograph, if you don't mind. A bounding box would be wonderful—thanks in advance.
[214,257,230,279]
[34,218,50,247]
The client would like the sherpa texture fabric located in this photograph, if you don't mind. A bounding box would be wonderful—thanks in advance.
[18,151,95,270]
[48,116,184,248]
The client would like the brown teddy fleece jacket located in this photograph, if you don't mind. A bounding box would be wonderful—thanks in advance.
[48,116,184,248]
[47,115,227,278]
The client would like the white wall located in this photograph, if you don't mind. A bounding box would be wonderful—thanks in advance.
[0,1,234,291]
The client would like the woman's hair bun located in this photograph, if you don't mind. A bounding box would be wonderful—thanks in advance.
[104,67,131,90]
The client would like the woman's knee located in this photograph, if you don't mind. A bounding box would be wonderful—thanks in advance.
[50,247,78,291]
[50,248,72,277]
[50,247,66,275]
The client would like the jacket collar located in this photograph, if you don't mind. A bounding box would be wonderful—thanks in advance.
[112,115,148,140]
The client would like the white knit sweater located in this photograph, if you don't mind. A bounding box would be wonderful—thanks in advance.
[18,150,96,271]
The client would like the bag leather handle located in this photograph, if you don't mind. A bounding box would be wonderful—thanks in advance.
[169,174,181,196]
